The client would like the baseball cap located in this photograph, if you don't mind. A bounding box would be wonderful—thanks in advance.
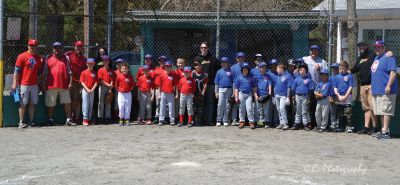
[240,62,251,71]
[101,55,110,61]
[220,57,230,63]
[258,62,268,68]
[357,42,368,47]
[158,55,167,61]
[374,40,384,47]
[52,42,63,47]
[255,53,263,57]
[115,58,124,63]
[295,58,305,64]
[87,58,96,64]
[319,68,329,74]
[28,39,38,46]
[164,60,173,66]
[288,59,295,66]
[74,41,84,47]
[330,63,339,68]
[310,45,320,51]
[268,59,278,65]
[145,54,153,59]
[142,64,149,70]
[183,66,192,72]
[236,52,245,58]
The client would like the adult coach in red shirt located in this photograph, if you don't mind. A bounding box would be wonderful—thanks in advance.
[42,42,75,126]
[66,41,87,122]
[11,39,43,128]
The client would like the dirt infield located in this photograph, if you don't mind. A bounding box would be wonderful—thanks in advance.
[0,124,399,185]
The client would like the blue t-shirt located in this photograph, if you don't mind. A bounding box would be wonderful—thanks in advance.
[271,72,293,96]
[291,76,314,95]
[251,68,261,79]
[214,68,233,88]
[255,73,273,96]
[315,81,332,98]
[371,54,398,95]
[329,75,337,97]
[334,73,354,96]
[234,74,255,94]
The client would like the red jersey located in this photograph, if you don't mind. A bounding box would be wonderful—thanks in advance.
[98,67,115,85]
[45,54,70,90]
[153,66,165,87]
[179,77,196,95]
[80,69,98,90]
[15,51,43,85]
[115,73,135,93]
[174,68,185,79]
[66,51,86,82]
[156,72,178,94]
[135,66,155,80]
[137,74,155,92]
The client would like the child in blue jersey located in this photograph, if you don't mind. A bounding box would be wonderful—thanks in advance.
[234,63,256,129]
[268,59,280,126]
[334,61,355,133]
[328,63,340,131]
[214,57,234,126]
[291,64,314,130]
[314,69,332,132]
[272,63,293,130]
[251,58,263,126]
[230,52,246,126]
[254,62,273,128]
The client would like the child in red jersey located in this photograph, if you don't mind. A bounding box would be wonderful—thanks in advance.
[97,55,115,124]
[115,62,135,126]
[113,58,124,122]
[80,58,98,126]
[156,60,179,126]
[178,66,196,127]
[137,65,155,125]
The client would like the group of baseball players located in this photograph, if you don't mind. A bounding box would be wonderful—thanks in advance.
[12,39,398,139]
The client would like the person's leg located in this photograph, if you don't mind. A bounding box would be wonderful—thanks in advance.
[315,101,322,129]
[145,92,152,121]
[279,96,288,126]
[253,99,258,123]
[98,85,105,119]
[264,101,271,123]
[124,93,132,121]
[179,94,187,123]
[138,91,145,121]
[82,90,89,121]
[206,85,215,125]
[257,101,264,124]
[308,93,317,127]
[18,85,30,123]
[88,92,94,121]
[238,93,246,123]
[187,94,194,124]
[329,102,338,129]
[321,100,329,130]
[159,92,166,123]
[383,115,391,132]
[117,92,125,121]
[27,85,39,123]
[246,95,255,124]
[216,90,225,123]
[168,93,175,124]
[302,96,309,126]
[295,95,301,126]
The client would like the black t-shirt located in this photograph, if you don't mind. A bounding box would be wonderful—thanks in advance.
[351,50,375,85]
[192,71,209,96]
[192,52,218,82]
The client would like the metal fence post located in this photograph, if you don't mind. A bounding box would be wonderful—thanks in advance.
[107,0,113,55]
[327,0,334,65]
[215,0,221,59]
[0,0,4,127]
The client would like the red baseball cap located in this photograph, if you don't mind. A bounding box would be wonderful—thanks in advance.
[28,39,38,46]
[75,41,84,47]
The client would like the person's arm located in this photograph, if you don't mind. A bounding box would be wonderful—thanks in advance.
[234,88,239,102]
[344,87,352,99]
[214,84,219,99]
[91,82,98,92]
[254,87,258,100]
[268,85,272,95]
[12,67,20,91]
[81,82,90,93]
[385,71,397,95]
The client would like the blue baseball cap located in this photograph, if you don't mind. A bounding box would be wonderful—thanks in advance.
[158,55,167,61]
[52,42,62,47]
[115,58,124,63]
[145,54,153,59]
[268,59,278,65]
[310,45,320,51]
[236,52,246,58]
[87,58,96,64]
[329,63,339,68]
[258,62,268,68]
[319,68,329,74]
[220,57,230,63]
[374,40,384,47]
[295,58,304,64]
[142,64,149,70]
[240,62,251,72]
[164,60,173,66]
[101,55,110,61]
[183,66,192,72]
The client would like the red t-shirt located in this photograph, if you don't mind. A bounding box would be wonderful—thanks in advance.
[179,77,196,95]
[135,66,155,80]
[115,73,135,93]
[137,74,155,92]
[153,66,165,87]
[156,72,178,94]
[80,69,98,89]
[46,54,70,90]
[174,68,185,80]
[98,67,115,85]
[66,51,86,82]
[15,51,43,85]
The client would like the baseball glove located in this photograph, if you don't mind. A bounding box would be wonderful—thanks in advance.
[229,96,236,105]
[257,94,271,103]
[106,91,114,103]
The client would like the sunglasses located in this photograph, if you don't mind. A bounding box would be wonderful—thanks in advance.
[200,47,208,49]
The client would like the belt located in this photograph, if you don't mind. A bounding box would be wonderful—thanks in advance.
[296,93,308,96]
[220,86,232,88]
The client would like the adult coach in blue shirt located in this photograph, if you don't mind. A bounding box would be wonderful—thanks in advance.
[370,40,398,139]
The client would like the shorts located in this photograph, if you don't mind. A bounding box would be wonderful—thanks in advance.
[45,88,71,107]
[70,81,82,101]
[372,94,396,116]
[19,85,39,105]
[360,85,373,112]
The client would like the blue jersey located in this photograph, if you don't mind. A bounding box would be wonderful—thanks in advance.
[371,54,398,95]
[234,74,255,94]
[334,73,354,96]
[231,63,242,82]
[271,73,293,96]
[328,75,337,97]
[315,81,332,98]
[291,76,314,95]
[214,68,233,88]
[251,68,261,79]
[255,73,273,96]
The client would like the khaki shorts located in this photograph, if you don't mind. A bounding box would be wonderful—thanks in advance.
[372,94,396,116]
[20,85,39,105]
[45,88,71,107]
[70,81,82,101]
[360,85,373,112]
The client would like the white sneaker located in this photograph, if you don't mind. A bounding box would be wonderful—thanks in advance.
[216,122,221,126]
[231,121,239,126]
[223,122,229,126]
